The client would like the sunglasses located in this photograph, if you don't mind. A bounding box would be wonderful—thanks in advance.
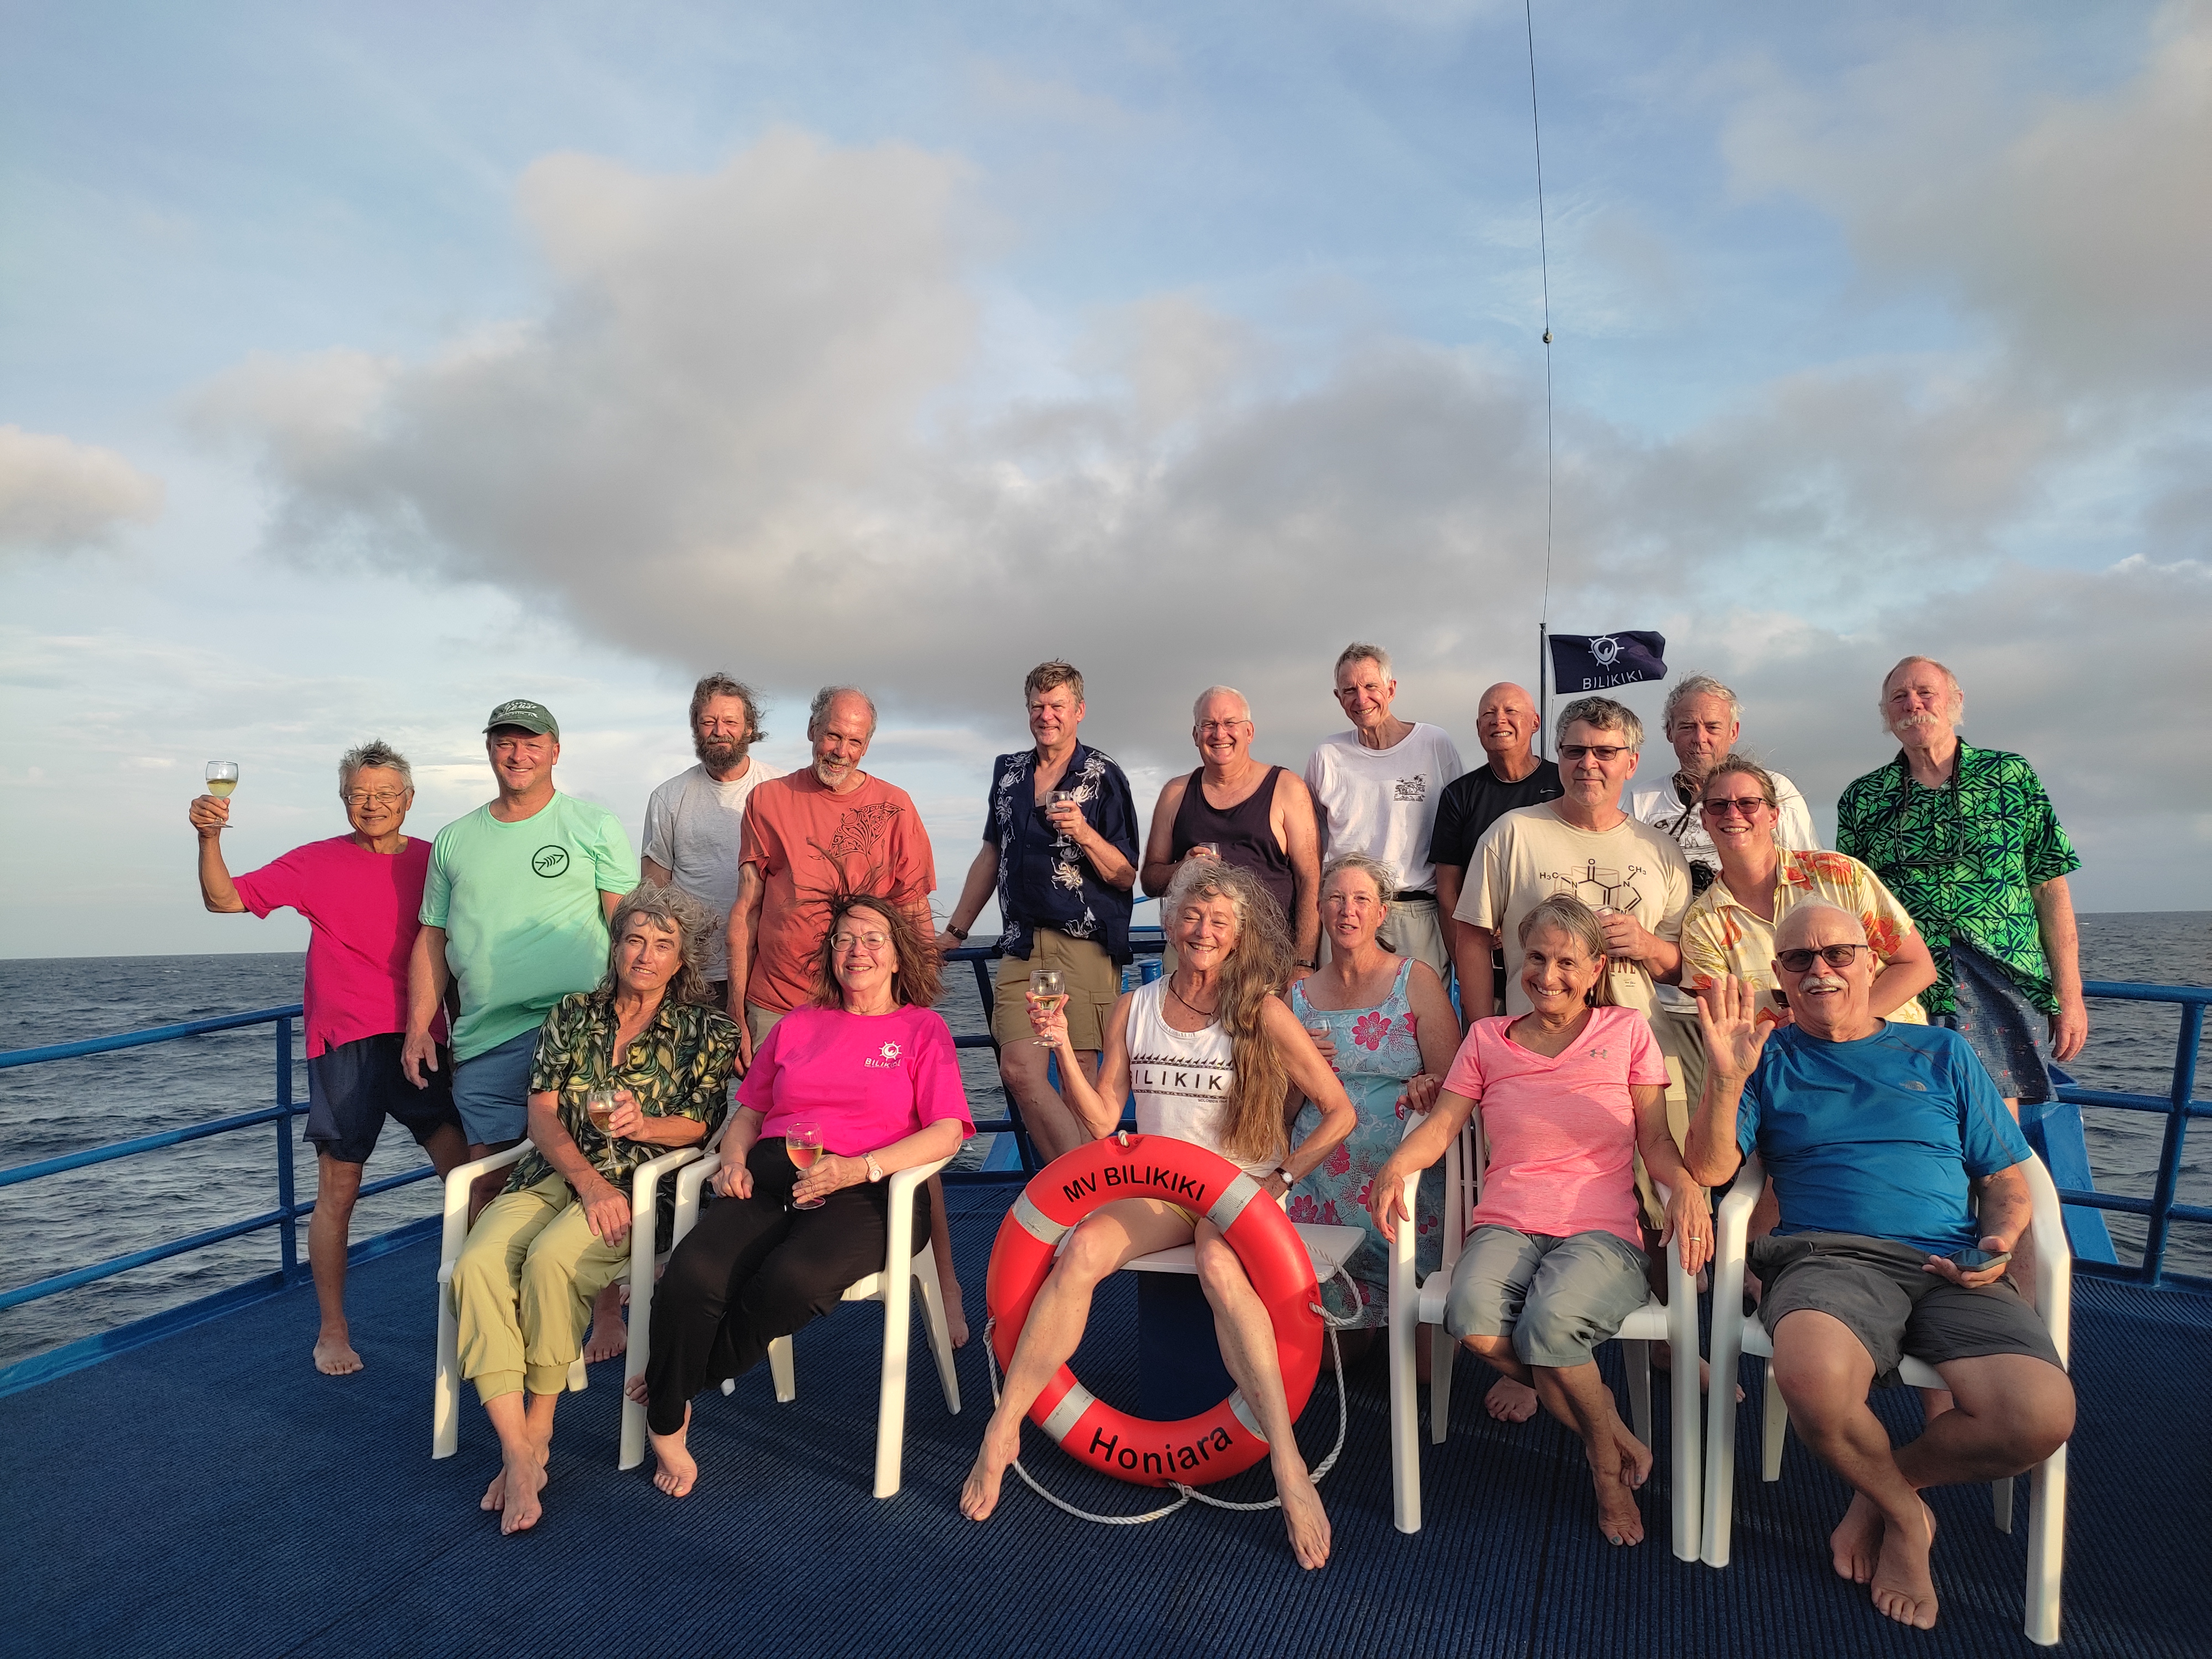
[1558,743,1630,763]
[1701,796,1771,819]
[1775,943,1869,973]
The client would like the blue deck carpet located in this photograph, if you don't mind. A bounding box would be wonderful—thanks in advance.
[3,1183,2205,1659]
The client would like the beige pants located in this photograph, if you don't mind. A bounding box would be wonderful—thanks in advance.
[1632,1000,1708,1229]
[451,1172,630,1405]
[745,1001,789,1048]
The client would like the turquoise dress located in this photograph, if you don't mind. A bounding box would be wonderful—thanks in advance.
[1288,959,1443,1328]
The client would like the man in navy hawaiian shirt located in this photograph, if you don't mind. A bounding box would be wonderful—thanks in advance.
[938,661,1139,1162]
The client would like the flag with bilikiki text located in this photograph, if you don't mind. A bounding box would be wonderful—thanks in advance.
[1548,631,1668,693]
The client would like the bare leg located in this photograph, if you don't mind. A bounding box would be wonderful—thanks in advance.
[1531,1360,1648,1545]
[1770,1310,1939,1628]
[480,1390,557,1535]
[466,1138,520,1227]
[961,1199,1193,1522]
[998,1041,1100,1168]
[926,1172,967,1347]
[628,1376,696,1499]
[1194,1221,1331,1569]
[309,1155,364,1374]
[583,1282,627,1364]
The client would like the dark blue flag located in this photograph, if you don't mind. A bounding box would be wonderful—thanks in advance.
[1548,630,1668,693]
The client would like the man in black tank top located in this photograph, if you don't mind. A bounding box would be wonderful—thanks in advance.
[1139,686,1322,967]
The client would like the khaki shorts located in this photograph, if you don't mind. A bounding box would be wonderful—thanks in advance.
[992,931,1120,1051]
[1634,1002,1704,1230]
[744,1002,787,1049]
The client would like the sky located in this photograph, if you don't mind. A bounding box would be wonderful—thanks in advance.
[3,0,2209,958]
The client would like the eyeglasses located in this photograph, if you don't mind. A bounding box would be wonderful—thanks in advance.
[343,789,409,807]
[1558,743,1630,763]
[1701,796,1772,819]
[831,931,892,953]
[1775,944,1870,973]
[1197,721,1250,734]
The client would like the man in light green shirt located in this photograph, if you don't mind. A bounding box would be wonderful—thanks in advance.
[404,700,637,1187]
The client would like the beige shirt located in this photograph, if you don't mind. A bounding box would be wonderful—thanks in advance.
[1455,804,1693,1017]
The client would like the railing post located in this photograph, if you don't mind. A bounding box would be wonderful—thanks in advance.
[2142,1001,2204,1287]
[275,1016,299,1280]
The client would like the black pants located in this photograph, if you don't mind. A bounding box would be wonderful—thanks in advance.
[645,1137,932,1434]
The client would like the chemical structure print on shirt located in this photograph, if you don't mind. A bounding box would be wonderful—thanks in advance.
[1537,858,1648,914]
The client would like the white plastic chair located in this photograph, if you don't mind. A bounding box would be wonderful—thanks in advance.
[431,1139,706,1463]
[1700,1151,2071,1646]
[1386,1099,1704,1559]
[655,1147,960,1499]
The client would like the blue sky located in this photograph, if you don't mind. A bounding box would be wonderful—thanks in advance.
[4,1,2208,955]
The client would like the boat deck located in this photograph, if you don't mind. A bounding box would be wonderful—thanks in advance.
[5,1182,2205,1659]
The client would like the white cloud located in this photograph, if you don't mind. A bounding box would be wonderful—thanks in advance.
[0,425,165,556]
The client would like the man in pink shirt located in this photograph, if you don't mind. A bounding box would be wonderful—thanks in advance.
[190,740,467,1375]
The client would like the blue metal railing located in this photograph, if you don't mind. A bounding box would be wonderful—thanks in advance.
[0,959,2202,1380]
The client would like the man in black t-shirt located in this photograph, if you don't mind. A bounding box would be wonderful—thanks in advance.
[1430,682,1563,1009]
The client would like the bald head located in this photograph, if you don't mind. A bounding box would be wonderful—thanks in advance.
[1775,901,1866,953]
[1475,682,1540,766]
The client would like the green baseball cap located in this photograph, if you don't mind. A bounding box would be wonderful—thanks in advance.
[484,698,560,739]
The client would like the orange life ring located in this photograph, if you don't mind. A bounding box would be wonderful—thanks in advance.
[984,1132,1321,1486]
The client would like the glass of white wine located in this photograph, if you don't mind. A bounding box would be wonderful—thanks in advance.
[1027,967,1067,1047]
[206,761,240,800]
[586,1087,619,1140]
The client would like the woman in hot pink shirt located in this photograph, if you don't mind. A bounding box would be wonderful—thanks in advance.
[1371,895,1711,1548]
[639,894,972,1497]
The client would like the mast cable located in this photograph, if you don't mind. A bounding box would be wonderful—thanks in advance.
[1524,0,1554,631]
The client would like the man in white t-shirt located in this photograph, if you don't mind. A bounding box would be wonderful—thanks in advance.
[641,673,785,1009]
[1303,642,1463,982]
[1624,671,1818,1134]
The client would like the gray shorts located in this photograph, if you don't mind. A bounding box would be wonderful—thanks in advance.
[451,1026,538,1146]
[1936,938,2053,1104]
[1750,1231,2063,1389]
[1443,1225,1651,1369]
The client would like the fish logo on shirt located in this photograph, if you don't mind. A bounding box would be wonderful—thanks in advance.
[531,846,571,878]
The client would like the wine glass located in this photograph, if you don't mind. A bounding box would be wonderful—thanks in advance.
[1306,1018,1335,1070]
[1027,967,1067,1046]
[785,1121,826,1209]
[205,761,240,801]
[586,1087,619,1140]
[1048,788,1078,833]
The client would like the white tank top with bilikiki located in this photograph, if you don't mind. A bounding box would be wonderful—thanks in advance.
[1124,979,1281,1180]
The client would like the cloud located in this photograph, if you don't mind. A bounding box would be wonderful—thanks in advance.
[1721,1,2212,393]
[0,425,165,556]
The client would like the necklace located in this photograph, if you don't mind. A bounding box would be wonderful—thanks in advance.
[1166,977,1220,1021]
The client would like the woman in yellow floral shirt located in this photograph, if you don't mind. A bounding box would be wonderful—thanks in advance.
[1679,756,1937,1025]
[451,883,737,1535]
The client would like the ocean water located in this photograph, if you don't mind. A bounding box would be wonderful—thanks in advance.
[2,913,2206,1369]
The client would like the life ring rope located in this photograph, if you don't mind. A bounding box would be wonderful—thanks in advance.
[977,1259,1363,1528]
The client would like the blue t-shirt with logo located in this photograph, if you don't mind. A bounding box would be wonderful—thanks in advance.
[1735,1021,2032,1256]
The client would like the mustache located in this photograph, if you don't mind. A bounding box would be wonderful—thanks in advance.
[1888,711,1943,732]
[1798,974,1849,993]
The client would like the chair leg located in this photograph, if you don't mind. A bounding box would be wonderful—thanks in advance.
[2025,1446,2065,1646]
[1389,1288,1421,1534]
[913,1250,962,1414]
[432,1282,461,1460]
[567,1358,588,1391]
[1993,1473,2014,1534]
[1761,1361,1788,1481]
[1429,1324,1457,1445]
[768,1335,796,1404]
[875,1258,916,1499]
[618,1251,659,1472]
[1622,1338,1653,1445]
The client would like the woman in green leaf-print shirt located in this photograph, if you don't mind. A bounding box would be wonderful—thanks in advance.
[451,884,737,1535]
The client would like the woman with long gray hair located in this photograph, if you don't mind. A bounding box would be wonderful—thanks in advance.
[961,859,1359,1569]
[449,882,738,1535]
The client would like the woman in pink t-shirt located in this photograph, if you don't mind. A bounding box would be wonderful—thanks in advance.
[1370,895,1713,1547]
[637,894,973,1498]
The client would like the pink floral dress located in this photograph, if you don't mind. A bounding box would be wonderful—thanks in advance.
[1287,959,1441,1328]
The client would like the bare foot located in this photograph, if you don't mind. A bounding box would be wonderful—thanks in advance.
[1611,1422,1653,1490]
[582,1282,627,1364]
[482,1464,509,1512]
[623,1373,650,1407]
[499,1448,547,1535]
[313,1331,364,1376]
[1485,1376,1539,1423]
[1592,1459,1646,1546]
[1830,1490,1884,1584]
[1277,1460,1333,1569]
[945,1281,970,1349]
[649,1406,697,1498]
[961,1416,1023,1521]
[1871,1499,1939,1629]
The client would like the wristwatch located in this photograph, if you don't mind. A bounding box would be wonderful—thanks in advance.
[865,1152,886,1183]
[1295,958,1319,970]
[1278,1165,1299,1189]
[944,923,969,943]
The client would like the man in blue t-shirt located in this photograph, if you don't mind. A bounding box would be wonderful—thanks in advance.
[1686,901,2072,1634]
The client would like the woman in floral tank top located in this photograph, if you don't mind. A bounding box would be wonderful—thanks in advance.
[1290,855,1463,1347]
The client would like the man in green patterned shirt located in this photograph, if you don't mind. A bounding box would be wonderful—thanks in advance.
[1837,656,2088,1108]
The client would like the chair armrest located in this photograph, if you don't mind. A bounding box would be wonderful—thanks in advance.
[629,1143,705,1263]
[883,1155,953,1276]
[1713,1152,1765,1256]
[2023,1152,2072,1366]
[436,1142,530,1284]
